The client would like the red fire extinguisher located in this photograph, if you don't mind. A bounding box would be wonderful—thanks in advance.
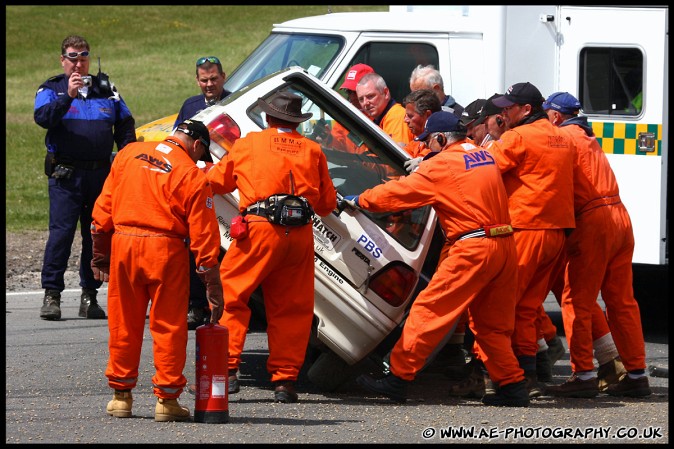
[194,323,229,423]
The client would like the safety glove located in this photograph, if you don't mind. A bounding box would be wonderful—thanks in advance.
[90,225,113,282]
[340,194,361,210]
[196,265,224,324]
[403,156,423,173]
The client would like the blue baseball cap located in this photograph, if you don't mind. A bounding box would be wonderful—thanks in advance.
[543,92,582,114]
[415,110,463,141]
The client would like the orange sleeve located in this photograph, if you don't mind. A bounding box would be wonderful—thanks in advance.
[184,171,221,268]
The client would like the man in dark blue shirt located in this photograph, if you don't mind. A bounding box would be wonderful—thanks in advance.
[34,35,136,320]
[175,56,231,329]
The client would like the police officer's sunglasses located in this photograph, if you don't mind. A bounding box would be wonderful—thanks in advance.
[197,56,220,66]
[63,51,90,59]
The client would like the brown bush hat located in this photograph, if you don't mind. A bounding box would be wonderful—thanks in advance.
[257,91,313,123]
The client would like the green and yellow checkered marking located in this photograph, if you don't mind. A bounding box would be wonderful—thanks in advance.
[589,121,662,156]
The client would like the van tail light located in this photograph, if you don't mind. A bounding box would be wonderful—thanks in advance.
[207,113,241,152]
[368,262,417,307]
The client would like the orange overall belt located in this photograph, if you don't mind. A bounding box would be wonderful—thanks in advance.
[452,224,514,242]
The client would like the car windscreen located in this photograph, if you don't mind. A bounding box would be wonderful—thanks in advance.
[224,33,344,94]
[248,79,431,251]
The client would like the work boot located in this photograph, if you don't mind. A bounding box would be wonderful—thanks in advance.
[440,343,469,381]
[545,373,599,398]
[228,369,240,394]
[40,289,61,320]
[481,380,529,407]
[597,357,627,392]
[80,288,106,319]
[106,390,133,418]
[524,371,544,398]
[606,375,652,398]
[546,336,565,366]
[356,373,408,404]
[187,306,210,330]
[448,360,485,398]
[273,380,298,403]
[155,397,191,422]
[536,350,553,382]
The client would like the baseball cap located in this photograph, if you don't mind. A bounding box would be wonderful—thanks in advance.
[415,110,463,142]
[543,92,582,114]
[460,99,486,126]
[176,119,210,148]
[472,93,504,126]
[340,63,375,91]
[492,82,544,108]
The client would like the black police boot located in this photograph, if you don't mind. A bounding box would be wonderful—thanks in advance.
[356,373,409,403]
[80,288,106,319]
[40,289,61,320]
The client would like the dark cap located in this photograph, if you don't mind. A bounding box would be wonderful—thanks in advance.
[472,93,504,126]
[460,99,486,126]
[340,63,375,91]
[543,92,581,115]
[176,119,210,147]
[492,82,544,108]
[257,91,313,123]
[415,110,463,142]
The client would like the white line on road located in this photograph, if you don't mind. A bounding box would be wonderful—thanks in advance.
[5,288,108,297]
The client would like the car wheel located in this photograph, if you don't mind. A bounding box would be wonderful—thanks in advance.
[307,349,352,392]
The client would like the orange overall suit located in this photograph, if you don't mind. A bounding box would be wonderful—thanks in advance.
[555,122,646,374]
[358,139,524,388]
[488,117,576,373]
[207,126,336,383]
[92,137,221,399]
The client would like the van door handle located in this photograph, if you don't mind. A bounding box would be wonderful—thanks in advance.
[638,132,656,153]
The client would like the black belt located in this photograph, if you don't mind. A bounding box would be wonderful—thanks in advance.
[61,159,111,170]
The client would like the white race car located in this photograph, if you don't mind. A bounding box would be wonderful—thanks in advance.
[137,67,445,391]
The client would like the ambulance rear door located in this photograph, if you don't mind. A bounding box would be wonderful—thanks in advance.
[557,6,668,266]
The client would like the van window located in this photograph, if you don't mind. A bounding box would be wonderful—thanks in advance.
[224,33,344,94]
[342,42,439,105]
[579,47,643,116]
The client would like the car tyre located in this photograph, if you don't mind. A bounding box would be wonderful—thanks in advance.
[307,350,352,392]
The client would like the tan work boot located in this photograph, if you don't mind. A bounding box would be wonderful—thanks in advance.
[155,397,191,422]
[106,390,133,418]
[597,357,627,392]
[448,360,485,398]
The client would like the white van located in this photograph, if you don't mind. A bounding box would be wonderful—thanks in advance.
[220,5,668,269]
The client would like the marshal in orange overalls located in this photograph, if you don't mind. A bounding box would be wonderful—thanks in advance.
[207,126,336,383]
[488,117,576,374]
[93,137,221,399]
[358,139,524,388]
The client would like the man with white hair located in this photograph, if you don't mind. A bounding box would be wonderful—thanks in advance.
[409,64,464,118]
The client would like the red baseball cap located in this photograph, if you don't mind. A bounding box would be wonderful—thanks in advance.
[340,63,375,91]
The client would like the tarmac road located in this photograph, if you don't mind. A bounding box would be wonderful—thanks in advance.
[5,289,669,444]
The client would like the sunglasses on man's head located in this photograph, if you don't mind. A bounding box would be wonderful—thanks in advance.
[63,51,90,59]
[197,56,220,66]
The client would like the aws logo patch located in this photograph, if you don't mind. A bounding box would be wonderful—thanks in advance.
[463,149,495,169]
[135,153,172,173]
